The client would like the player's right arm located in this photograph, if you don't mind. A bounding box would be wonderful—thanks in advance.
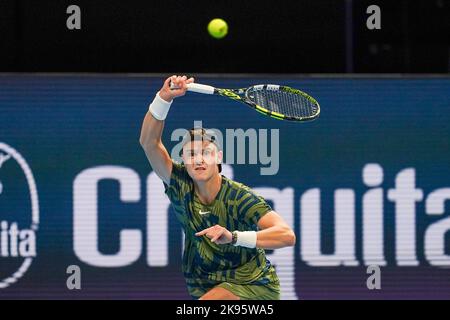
[139,75,194,185]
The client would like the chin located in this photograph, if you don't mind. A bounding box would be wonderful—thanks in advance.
[194,174,210,182]
[191,171,212,181]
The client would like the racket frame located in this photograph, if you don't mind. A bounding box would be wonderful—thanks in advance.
[172,82,320,122]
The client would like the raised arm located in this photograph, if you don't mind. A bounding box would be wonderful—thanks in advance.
[139,75,194,184]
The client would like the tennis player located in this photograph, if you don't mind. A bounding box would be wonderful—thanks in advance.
[140,75,296,300]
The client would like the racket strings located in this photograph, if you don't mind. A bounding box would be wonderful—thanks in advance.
[249,89,319,119]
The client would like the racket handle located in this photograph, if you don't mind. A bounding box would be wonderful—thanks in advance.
[186,83,215,95]
[170,82,215,95]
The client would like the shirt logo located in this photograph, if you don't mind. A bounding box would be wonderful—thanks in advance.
[198,210,210,215]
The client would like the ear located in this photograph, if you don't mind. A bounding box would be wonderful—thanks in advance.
[216,150,223,164]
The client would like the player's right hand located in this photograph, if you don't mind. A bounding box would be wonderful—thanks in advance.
[159,75,194,102]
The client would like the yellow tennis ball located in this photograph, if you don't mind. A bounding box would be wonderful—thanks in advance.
[207,18,228,39]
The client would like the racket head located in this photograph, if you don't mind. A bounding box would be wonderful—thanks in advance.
[241,84,320,122]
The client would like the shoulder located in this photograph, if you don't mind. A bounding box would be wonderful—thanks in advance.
[221,177,272,225]
[222,176,245,193]
[171,160,192,181]
[171,160,188,177]
[222,176,262,201]
[163,160,193,197]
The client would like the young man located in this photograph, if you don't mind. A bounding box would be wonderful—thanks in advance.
[139,75,296,300]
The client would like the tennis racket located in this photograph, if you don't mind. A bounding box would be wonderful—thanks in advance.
[170,82,320,122]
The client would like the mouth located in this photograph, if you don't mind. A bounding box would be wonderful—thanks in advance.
[194,167,206,171]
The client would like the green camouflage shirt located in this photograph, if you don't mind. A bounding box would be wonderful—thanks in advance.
[163,161,279,298]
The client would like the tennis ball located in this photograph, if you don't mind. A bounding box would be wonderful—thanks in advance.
[207,18,228,39]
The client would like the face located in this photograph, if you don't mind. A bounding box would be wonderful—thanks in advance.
[182,140,222,182]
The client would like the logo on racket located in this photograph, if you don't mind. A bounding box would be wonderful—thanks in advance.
[217,89,242,100]
[0,142,39,289]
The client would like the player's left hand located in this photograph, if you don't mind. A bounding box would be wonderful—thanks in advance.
[195,224,233,245]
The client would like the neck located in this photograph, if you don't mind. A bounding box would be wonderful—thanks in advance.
[194,173,222,205]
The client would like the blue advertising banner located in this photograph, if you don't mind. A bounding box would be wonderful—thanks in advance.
[0,75,449,299]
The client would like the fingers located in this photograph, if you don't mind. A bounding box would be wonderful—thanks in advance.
[161,75,192,100]
[186,77,195,84]
[163,77,172,88]
[195,226,212,237]
[196,225,229,244]
[210,229,225,243]
[170,75,188,89]
[167,75,193,87]
[158,75,192,103]
[195,225,220,238]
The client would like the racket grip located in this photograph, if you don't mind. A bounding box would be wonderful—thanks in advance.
[186,83,215,95]
[170,82,215,95]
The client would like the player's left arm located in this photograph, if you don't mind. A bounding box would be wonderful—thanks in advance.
[195,210,295,250]
[254,210,296,249]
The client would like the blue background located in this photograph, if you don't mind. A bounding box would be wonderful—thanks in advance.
[0,75,449,299]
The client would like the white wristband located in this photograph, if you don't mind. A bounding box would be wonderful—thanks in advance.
[148,92,172,121]
[234,231,257,248]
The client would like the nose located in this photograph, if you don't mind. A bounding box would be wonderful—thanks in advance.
[194,153,204,165]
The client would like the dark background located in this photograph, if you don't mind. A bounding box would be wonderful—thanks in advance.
[0,0,449,73]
